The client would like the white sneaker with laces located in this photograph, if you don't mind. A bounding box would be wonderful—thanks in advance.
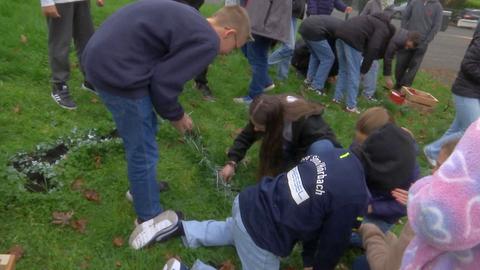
[128,210,179,250]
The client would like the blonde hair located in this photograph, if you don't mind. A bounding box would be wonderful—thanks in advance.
[210,5,251,43]
[356,107,395,136]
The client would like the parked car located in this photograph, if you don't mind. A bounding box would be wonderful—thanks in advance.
[454,8,480,22]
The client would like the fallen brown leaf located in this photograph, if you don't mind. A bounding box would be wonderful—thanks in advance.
[52,210,74,226]
[71,178,85,191]
[230,128,243,138]
[7,245,24,262]
[71,218,88,233]
[219,260,235,270]
[115,261,122,268]
[20,34,28,44]
[84,189,101,203]
[112,237,124,247]
[94,155,102,169]
[13,104,21,114]
[91,97,99,104]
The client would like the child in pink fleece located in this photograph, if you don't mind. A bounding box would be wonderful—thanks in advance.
[401,118,480,270]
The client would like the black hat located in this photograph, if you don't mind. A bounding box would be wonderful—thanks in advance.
[353,123,416,192]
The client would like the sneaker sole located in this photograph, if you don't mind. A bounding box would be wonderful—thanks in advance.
[51,93,77,110]
[263,84,275,92]
[81,83,98,95]
[128,210,179,250]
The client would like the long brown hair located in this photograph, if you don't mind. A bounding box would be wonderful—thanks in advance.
[356,107,395,136]
[249,94,324,178]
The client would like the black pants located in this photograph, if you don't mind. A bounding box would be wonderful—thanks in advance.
[394,46,428,89]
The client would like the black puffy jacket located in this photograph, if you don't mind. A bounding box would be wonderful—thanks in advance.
[452,23,480,99]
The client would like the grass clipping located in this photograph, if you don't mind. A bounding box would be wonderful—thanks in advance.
[184,129,236,200]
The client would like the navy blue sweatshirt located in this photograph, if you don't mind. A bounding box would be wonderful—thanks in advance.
[82,0,219,121]
[239,149,368,269]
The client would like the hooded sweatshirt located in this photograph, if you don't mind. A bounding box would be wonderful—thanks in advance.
[383,29,409,76]
[82,0,219,121]
[401,0,443,46]
[336,13,396,74]
[240,150,368,269]
[401,118,480,270]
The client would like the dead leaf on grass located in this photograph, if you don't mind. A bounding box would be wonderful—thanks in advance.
[91,97,99,104]
[219,260,235,270]
[84,189,101,203]
[112,237,124,247]
[71,178,85,191]
[71,218,88,233]
[20,34,28,44]
[13,104,21,114]
[7,245,25,262]
[52,210,74,226]
[230,128,243,138]
[94,155,102,169]
[115,260,122,268]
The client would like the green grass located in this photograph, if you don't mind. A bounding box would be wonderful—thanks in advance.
[0,1,455,269]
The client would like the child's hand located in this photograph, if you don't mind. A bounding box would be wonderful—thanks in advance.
[345,6,353,13]
[219,163,235,182]
[385,76,394,89]
[96,0,105,7]
[171,113,193,135]
[391,188,409,206]
[42,5,60,18]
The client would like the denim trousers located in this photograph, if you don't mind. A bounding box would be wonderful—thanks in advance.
[242,35,274,99]
[182,196,280,270]
[425,94,480,161]
[99,91,162,221]
[305,39,335,90]
[268,17,297,80]
[334,40,363,108]
[361,60,378,98]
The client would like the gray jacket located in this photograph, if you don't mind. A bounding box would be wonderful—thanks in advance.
[402,0,443,46]
[383,28,408,76]
[245,0,292,43]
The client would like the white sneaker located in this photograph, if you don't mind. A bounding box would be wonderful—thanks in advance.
[128,210,179,250]
[345,106,361,114]
[163,258,189,270]
[263,83,275,92]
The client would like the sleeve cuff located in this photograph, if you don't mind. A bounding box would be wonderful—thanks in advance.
[41,0,55,7]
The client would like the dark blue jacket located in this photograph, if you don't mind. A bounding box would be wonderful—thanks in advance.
[239,149,368,269]
[82,0,219,121]
[307,0,347,16]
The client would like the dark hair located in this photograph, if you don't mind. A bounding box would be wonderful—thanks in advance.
[249,94,324,178]
[407,31,421,48]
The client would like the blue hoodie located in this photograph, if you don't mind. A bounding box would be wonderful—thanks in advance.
[239,149,368,269]
[82,0,219,121]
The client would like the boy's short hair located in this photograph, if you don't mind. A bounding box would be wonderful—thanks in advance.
[210,5,252,42]
[407,31,421,47]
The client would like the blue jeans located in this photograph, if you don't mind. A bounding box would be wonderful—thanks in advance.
[305,39,335,90]
[242,35,273,99]
[98,91,162,221]
[352,255,370,270]
[182,197,280,270]
[362,60,378,98]
[350,216,393,248]
[334,40,362,109]
[425,94,480,161]
[268,17,296,80]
